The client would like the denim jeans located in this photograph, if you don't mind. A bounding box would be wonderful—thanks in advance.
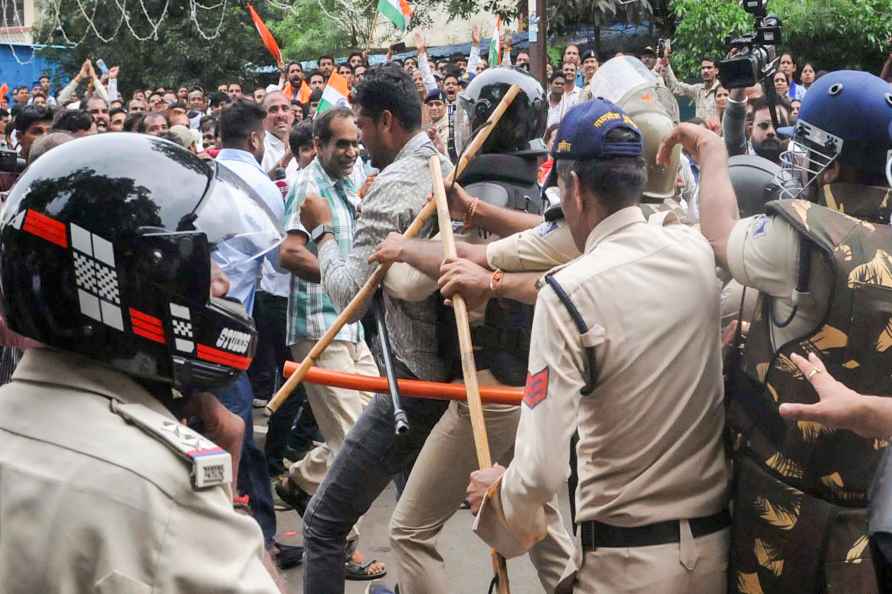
[302,381,448,594]
[215,372,277,546]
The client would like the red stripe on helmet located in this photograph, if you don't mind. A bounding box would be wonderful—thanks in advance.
[22,210,68,248]
[129,308,165,344]
[196,344,251,370]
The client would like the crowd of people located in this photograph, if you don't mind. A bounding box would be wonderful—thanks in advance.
[2,21,892,594]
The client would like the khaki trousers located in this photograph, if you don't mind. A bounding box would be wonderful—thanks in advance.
[390,372,576,594]
[288,339,377,493]
[573,525,729,594]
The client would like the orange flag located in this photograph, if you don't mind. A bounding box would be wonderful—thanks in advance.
[246,3,282,66]
[0,84,8,99]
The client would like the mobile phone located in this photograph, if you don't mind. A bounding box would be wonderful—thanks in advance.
[96,59,109,75]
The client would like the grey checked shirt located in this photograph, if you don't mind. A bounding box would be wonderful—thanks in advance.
[317,132,454,381]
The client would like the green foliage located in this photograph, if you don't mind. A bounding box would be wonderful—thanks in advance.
[34,1,273,94]
[548,0,654,36]
[267,2,350,62]
[767,0,892,73]
[668,0,892,81]
[668,0,750,80]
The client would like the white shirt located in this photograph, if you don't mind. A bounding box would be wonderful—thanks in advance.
[261,131,298,180]
[216,149,290,309]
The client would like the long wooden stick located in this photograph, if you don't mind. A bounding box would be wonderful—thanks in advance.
[430,155,510,594]
[267,84,522,414]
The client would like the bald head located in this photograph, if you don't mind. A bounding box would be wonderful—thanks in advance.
[29,131,75,162]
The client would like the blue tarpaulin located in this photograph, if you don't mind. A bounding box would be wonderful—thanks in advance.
[0,43,65,100]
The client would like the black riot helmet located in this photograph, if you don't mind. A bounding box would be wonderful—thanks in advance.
[0,133,283,393]
[728,154,786,218]
[454,66,547,156]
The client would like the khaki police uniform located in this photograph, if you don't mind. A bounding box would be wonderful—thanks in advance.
[383,228,576,594]
[474,206,730,593]
[0,348,279,594]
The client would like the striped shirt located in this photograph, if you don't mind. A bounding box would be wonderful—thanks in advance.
[284,157,364,346]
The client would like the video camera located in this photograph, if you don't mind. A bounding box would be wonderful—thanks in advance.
[0,149,27,195]
[718,0,782,89]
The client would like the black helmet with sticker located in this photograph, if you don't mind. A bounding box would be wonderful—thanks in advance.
[0,133,282,392]
[454,66,548,156]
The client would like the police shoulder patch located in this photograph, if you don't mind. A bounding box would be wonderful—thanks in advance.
[523,367,550,409]
[751,215,770,239]
[535,221,559,237]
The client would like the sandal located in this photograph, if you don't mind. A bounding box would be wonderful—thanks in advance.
[274,476,312,518]
[345,550,387,581]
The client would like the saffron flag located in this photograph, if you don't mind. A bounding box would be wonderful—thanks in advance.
[377,0,412,32]
[488,17,501,67]
[247,3,282,66]
[317,72,351,114]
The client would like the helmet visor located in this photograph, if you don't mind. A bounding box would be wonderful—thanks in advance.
[454,94,475,157]
[190,163,284,273]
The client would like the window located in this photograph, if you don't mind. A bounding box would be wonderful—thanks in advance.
[0,0,26,28]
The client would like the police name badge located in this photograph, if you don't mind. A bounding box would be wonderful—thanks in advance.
[112,402,233,489]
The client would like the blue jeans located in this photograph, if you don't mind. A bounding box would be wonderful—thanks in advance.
[302,387,448,594]
[215,372,277,546]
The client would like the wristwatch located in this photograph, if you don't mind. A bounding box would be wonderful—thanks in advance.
[310,224,336,243]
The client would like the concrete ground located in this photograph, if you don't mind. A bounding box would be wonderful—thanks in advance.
[254,407,569,594]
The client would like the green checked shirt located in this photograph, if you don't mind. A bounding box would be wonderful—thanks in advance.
[284,157,364,346]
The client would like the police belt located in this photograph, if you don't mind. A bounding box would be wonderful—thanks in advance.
[579,510,730,550]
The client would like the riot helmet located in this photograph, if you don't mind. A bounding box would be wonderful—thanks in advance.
[728,155,785,218]
[454,67,547,156]
[0,133,283,392]
[586,56,681,201]
[777,70,892,203]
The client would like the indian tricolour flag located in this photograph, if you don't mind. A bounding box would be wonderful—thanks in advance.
[488,17,501,66]
[378,0,412,32]
[317,71,351,114]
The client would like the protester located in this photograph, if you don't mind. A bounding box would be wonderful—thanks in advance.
[214,100,301,570]
[260,90,297,178]
[276,106,385,582]
[295,64,453,594]
[12,105,53,161]
[661,50,721,121]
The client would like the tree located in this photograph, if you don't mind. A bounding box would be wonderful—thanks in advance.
[267,1,351,61]
[268,0,438,57]
[667,0,750,80]
[668,0,892,81]
[33,1,274,95]
[767,0,892,73]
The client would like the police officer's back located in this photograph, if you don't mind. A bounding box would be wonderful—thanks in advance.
[0,133,283,593]
[472,99,730,594]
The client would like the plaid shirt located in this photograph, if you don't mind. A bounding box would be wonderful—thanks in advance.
[317,132,454,381]
[284,158,363,345]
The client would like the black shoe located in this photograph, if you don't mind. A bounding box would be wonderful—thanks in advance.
[274,542,304,570]
[275,477,312,517]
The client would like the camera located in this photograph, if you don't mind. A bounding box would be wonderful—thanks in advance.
[0,149,27,195]
[718,0,782,89]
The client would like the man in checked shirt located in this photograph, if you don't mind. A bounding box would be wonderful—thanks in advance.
[296,64,454,594]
